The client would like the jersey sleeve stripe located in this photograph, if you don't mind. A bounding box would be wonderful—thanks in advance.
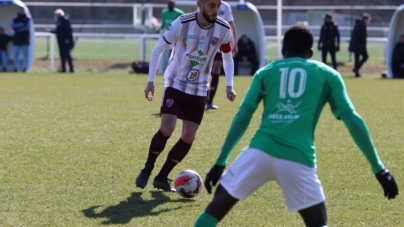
[215,20,230,29]
[163,36,172,44]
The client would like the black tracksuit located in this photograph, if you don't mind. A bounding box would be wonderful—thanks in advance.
[349,19,368,74]
[0,34,13,52]
[392,42,404,78]
[52,16,74,72]
[318,22,340,70]
[234,38,258,75]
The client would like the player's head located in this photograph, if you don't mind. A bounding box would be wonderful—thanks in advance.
[54,9,65,18]
[17,7,25,16]
[168,0,175,11]
[197,0,221,24]
[323,13,332,23]
[282,26,314,59]
[362,13,371,25]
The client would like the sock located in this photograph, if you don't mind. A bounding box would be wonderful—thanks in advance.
[194,212,218,227]
[160,139,192,176]
[207,73,219,104]
[147,130,170,164]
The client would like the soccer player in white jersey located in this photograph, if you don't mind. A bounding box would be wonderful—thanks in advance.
[135,0,236,192]
[198,1,237,109]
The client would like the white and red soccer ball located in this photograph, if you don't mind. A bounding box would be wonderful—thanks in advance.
[174,170,202,198]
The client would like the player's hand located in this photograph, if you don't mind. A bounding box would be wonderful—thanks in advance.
[232,45,238,57]
[204,164,225,194]
[226,86,236,102]
[375,169,398,199]
[144,82,155,101]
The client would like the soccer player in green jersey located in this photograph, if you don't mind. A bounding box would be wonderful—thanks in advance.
[194,26,398,227]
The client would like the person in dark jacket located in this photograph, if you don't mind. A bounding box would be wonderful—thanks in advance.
[349,13,371,77]
[234,34,258,75]
[51,9,74,73]
[0,27,13,72]
[318,13,340,70]
[11,7,30,72]
[392,34,404,79]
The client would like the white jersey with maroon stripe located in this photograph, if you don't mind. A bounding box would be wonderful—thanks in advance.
[162,12,232,97]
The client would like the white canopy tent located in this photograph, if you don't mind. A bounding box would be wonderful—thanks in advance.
[0,0,35,71]
[386,4,404,78]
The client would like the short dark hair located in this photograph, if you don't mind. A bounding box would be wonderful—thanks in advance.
[283,26,314,56]
[362,13,371,20]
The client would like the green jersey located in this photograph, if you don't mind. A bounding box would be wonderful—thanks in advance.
[159,8,184,30]
[240,57,354,168]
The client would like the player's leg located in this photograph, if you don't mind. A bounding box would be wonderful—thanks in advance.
[136,87,181,189]
[357,48,369,72]
[353,51,360,77]
[275,158,327,227]
[330,48,337,70]
[195,148,275,226]
[194,184,239,227]
[154,92,205,191]
[13,45,20,71]
[207,53,222,109]
[66,47,74,72]
[321,48,328,65]
[298,202,328,227]
[21,44,28,72]
[0,51,7,71]
[250,58,259,75]
[60,46,67,72]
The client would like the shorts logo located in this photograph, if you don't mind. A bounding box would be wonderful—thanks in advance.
[211,37,219,46]
[166,99,174,107]
[186,69,200,82]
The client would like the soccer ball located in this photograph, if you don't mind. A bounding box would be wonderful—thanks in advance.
[174,169,203,198]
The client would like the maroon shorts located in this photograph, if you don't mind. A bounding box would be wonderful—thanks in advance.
[214,52,222,61]
[160,87,206,124]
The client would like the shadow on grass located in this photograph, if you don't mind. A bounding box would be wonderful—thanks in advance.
[82,191,194,225]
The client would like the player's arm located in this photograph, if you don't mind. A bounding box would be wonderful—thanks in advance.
[318,26,323,50]
[340,110,384,173]
[335,25,340,51]
[145,19,180,101]
[205,75,263,193]
[221,42,236,102]
[228,21,238,56]
[329,74,398,199]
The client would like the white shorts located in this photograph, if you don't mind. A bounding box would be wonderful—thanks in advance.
[220,148,325,212]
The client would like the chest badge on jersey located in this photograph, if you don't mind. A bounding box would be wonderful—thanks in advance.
[186,69,200,83]
[211,37,219,46]
[185,50,209,66]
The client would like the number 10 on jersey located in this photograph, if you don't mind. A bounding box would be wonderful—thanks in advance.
[279,67,307,99]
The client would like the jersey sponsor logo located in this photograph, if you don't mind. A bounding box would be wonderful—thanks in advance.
[186,69,200,82]
[268,100,301,123]
[185,50,208,66]
[211,37,219,46]
[167,23,172,31]
[183,34,198,40]
[166,98,174,107]
[198,36,207,47]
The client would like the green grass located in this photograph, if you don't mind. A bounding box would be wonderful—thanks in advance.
[0,73,403,226]
[34,37,386,63]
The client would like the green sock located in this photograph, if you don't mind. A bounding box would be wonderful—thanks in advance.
[194,212,218,227]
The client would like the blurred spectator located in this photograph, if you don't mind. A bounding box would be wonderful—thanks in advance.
[11,7,30,72]
[349,13,371,77]
[0,27,13,72]
[157,0,184,74]
[318,13,340,70]
[392,34,404,79]
[234,34,258,75]
[51,9,74,73]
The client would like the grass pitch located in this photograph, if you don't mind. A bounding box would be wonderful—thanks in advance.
[0,73,403,226]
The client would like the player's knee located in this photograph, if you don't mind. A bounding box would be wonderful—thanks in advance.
[181,133,196,144]
[160,126,175,137]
